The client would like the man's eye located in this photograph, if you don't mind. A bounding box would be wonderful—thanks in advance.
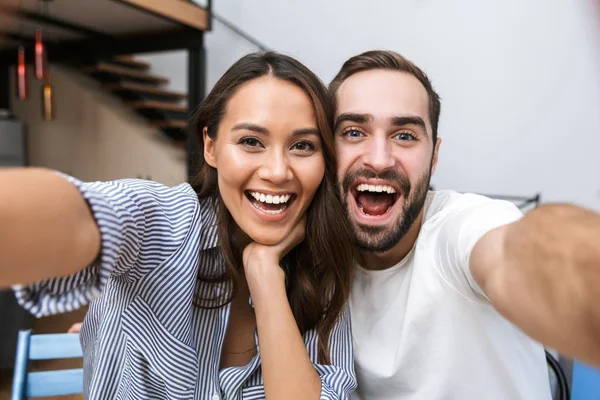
[394,132,415,141]
[343,129,364,138]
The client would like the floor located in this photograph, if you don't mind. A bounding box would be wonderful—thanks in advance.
[0,307,87,400]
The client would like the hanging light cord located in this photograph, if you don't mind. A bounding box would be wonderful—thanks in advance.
[17,0,25,38]
[546,350,570,400]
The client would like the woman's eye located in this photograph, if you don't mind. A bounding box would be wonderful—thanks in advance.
[291,140,316,152]
[238,137,263,148]
[394,132,415,141]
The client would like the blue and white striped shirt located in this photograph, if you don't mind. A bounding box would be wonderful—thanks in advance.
[14,175,357,400]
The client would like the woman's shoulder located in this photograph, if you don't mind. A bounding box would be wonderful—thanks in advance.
[111,179,198,201]
[58,173,198,209]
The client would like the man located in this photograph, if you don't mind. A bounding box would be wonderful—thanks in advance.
[329,50,600,399]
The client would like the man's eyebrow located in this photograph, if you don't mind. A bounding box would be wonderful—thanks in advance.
[390,116,429,141]
[334,113,372,132]
[390,116,427,130]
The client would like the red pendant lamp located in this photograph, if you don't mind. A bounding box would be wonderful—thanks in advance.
[34,27,46,80]
[38,0,55,119]
[16,46,28,100]
[16,0,56,119]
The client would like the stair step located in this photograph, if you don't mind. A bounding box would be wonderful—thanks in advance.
[112,55,151,71]
[151,120,188,129]
[83,63,169,84]
[151,120,187,142]
[126,100,187,112]
[174,141,187,149]
[104,82,187,100]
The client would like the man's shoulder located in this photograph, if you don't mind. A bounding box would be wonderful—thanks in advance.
[427,190,492,214]
[425,190,519,223]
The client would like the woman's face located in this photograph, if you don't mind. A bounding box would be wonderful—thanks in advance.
[204,76,325,246]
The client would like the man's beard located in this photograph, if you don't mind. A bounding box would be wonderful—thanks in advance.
[342,167,432,253]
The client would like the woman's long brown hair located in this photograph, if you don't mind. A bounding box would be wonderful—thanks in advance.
[190,52,355,363]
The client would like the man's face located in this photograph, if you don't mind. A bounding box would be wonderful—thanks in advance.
[334,69,441,253]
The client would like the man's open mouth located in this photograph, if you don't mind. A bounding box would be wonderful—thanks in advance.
[351,183,400,217]
[245,191,297,215]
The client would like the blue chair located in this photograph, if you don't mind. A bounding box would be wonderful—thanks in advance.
[11,329,83,399]
[572,361,600,400]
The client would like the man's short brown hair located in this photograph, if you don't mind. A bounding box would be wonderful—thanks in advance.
[329,50,441,142]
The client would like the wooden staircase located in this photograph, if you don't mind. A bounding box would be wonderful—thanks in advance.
[80,55,189,145]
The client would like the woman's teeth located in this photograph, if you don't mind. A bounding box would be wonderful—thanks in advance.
[249,192,292,205]
[248,191,294,215]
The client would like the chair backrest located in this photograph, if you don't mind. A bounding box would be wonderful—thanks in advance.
[571,361,600,400]
[11,329,83,400]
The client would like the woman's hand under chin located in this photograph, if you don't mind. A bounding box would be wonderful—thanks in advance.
[242,218,306,302]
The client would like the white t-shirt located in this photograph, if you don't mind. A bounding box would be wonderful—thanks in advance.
[350,190,552,400]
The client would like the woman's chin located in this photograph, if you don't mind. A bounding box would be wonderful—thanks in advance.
[248,234,286,247]
[245,227,291,247]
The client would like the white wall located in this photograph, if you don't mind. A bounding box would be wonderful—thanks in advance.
[195,0,600,211]
[135,15,261,94]
[136,50,188,94]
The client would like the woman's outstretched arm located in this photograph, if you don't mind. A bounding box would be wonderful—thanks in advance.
[0,167,100,288]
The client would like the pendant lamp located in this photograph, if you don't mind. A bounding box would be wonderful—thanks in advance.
[16,46,28,100]
[42,72,55,121]
[34,27,46,80]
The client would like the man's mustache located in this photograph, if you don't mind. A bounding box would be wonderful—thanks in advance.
[342,168,411,197]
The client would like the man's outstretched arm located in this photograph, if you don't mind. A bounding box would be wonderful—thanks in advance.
[471,203,600,367]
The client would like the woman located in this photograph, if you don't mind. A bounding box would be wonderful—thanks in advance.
[0,52,357,399]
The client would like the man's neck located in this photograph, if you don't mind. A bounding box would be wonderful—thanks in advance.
[359,209,425,271]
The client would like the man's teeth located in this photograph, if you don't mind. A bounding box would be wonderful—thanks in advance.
[250,192,292,204]
[356,183,397,194]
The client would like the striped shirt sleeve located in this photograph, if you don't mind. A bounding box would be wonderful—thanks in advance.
[313,307,358,399]
[13,173,199,318]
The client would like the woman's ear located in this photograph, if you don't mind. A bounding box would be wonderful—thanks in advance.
[203,127,217,168]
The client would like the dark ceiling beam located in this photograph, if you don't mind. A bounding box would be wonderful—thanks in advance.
[0,31,35,45]
[0,29,203,66]
[0,5,108,38]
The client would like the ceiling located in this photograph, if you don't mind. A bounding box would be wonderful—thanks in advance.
[0,0,208,48]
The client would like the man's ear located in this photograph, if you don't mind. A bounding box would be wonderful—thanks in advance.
[431,137,441,175]
[203,127,217,168]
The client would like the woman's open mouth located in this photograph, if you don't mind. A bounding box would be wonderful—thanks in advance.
[245,191,297,215]
[351,183,400,217]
